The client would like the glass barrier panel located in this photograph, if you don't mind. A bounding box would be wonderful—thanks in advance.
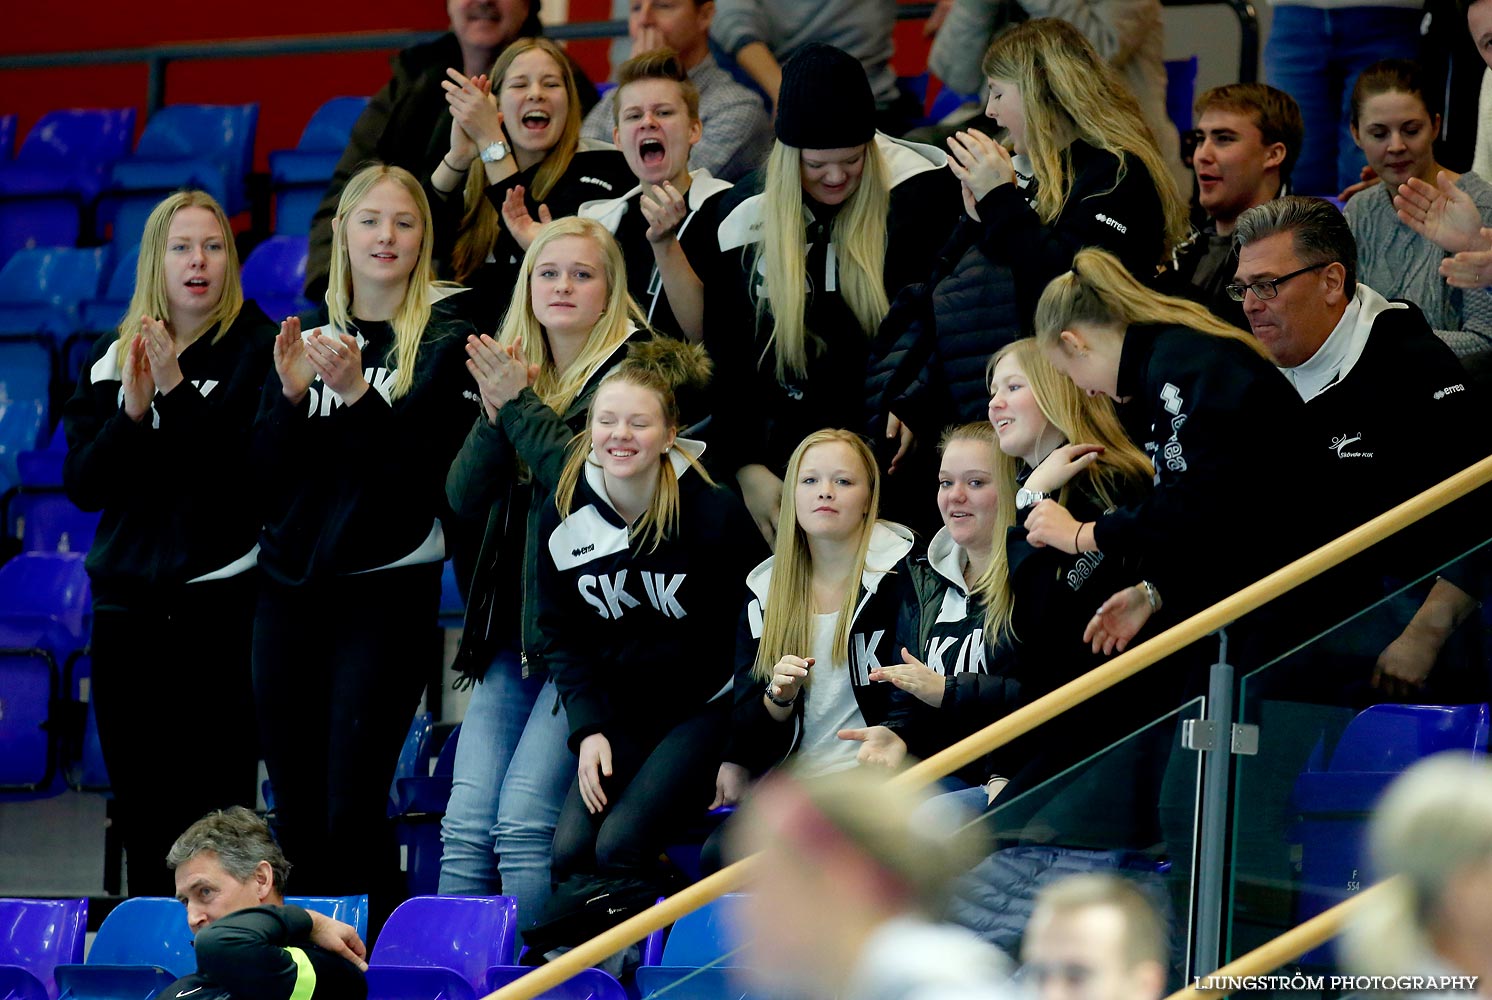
[1225,532,1492,992]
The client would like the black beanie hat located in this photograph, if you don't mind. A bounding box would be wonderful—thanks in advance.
[775,43,876,149]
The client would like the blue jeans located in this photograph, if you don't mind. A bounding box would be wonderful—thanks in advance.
[439,649,540,895]
[1263,4,1422,194]
[439,656,574,956]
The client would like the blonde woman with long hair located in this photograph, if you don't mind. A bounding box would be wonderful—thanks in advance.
[439,216,649,940]
[534,341,763,897]
[252,164,479,920]
[430,36,631,328]
[710,44,962,541]
[858,345,1153,789]
[713,429,916,812]
[62,189,274,896]
[945,19,1186,313]
[1028,247,1320,649]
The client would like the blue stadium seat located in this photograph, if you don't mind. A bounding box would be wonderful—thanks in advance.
[367,896,519,997]
[12,492,100,554]
[0,109,137,269]
[0,551,91,656]
[240,234,311,323]
[395,724,460,898]
[0,115,15,160]
[102,104,258,246]
[0,396,48,496]
[1292,703,1490,963]
[483,967,627,1000]
[0,897,88,1000]
[1165,56,1200,138]
[13,424,66,490]
[54,898,194,1000]
[63,652,110,794]
[0,247,107,341]
[635,894,752,1000]
[288,894,370,941]
[926,85,980,126]
[79,244,141,334]
[0,340,51,407]
[269,96,369,235]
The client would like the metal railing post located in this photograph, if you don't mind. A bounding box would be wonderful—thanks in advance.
[1190,630,1233,979]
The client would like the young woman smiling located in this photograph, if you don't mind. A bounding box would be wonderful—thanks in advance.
[579,48,734,344]
[252,164,478,922]
[716,429,916,802]
[63,190,275,895]
[1345,59,1492,357]
[431,37,631,327]
[439,217,647,940]
[536,341,762,895]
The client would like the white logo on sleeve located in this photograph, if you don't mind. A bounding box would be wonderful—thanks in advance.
[1095,212,1128,234]
[1160,383,1183,415]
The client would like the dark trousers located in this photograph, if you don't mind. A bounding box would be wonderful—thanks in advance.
[552,699,728,880]
[90,575,259,897]
[252,562,439,928]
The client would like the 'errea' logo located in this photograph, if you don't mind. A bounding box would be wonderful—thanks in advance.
[1095,212,1128,234]
[571,543,595,559]
[1434,383,1466,400]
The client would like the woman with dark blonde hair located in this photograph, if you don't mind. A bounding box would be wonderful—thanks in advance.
[63,189,275,895]
[439,216,649,940]
[856,342,1152,791]
[535,340,762,899]
[946,19,1186,312]
[430,36,631,327]
[1029,247,1319,645]
[252,164,478,919]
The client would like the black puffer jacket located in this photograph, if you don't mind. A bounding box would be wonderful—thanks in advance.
[865,217,1023,439]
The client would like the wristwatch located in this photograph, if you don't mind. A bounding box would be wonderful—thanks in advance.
[764,684,797,708]
[1015,487,1051,511]
[479,139,510,164]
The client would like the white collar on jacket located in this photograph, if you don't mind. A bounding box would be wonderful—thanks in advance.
[716,133,949,254]
[744,519,915,604]
[577,168,733,234]
[1280,283,1406,403]
[925,526,972,596]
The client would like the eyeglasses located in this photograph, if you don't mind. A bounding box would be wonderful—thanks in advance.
[1225,262,1329,302]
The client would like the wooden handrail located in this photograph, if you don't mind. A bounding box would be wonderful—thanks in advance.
[486,454,1492,1000]
[1164,880,1398,1000]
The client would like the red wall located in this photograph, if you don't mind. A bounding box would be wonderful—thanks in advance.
[1,0,931,177]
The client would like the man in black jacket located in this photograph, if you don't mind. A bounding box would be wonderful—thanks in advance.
[1233,196,1484,694]
[164,807,368,1000]
[1171,84,1301,329]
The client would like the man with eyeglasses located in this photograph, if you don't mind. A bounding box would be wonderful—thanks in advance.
[1017,874,1166,1000]
[1232,195,1483,697]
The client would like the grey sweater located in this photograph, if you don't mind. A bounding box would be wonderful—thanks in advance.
[710,0,900,108]
[1344,171,1492,357]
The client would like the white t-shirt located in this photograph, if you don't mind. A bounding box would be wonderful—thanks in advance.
[795,612,867,778]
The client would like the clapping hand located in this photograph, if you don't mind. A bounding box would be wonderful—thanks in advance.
[137,316,184,395]
[305,330,368,406]
[640,182,688,244]
[273,317,316,405]
[947,129,1015,203]
[465,334,538,422]
[501,186,553,251]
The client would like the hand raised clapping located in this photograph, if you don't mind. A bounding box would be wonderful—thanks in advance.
[465,334,539,423]
[304,329,368,405]
[947,129,1015,208]
[273,317,316,404]
[640,182,688,244]
[501,186,553,252]
[442,68,505,157]
[137,316,185,395]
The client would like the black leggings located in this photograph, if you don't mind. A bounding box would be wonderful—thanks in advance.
[90,575,259,897]
[251,563,439,923]
[551,699,729,881]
